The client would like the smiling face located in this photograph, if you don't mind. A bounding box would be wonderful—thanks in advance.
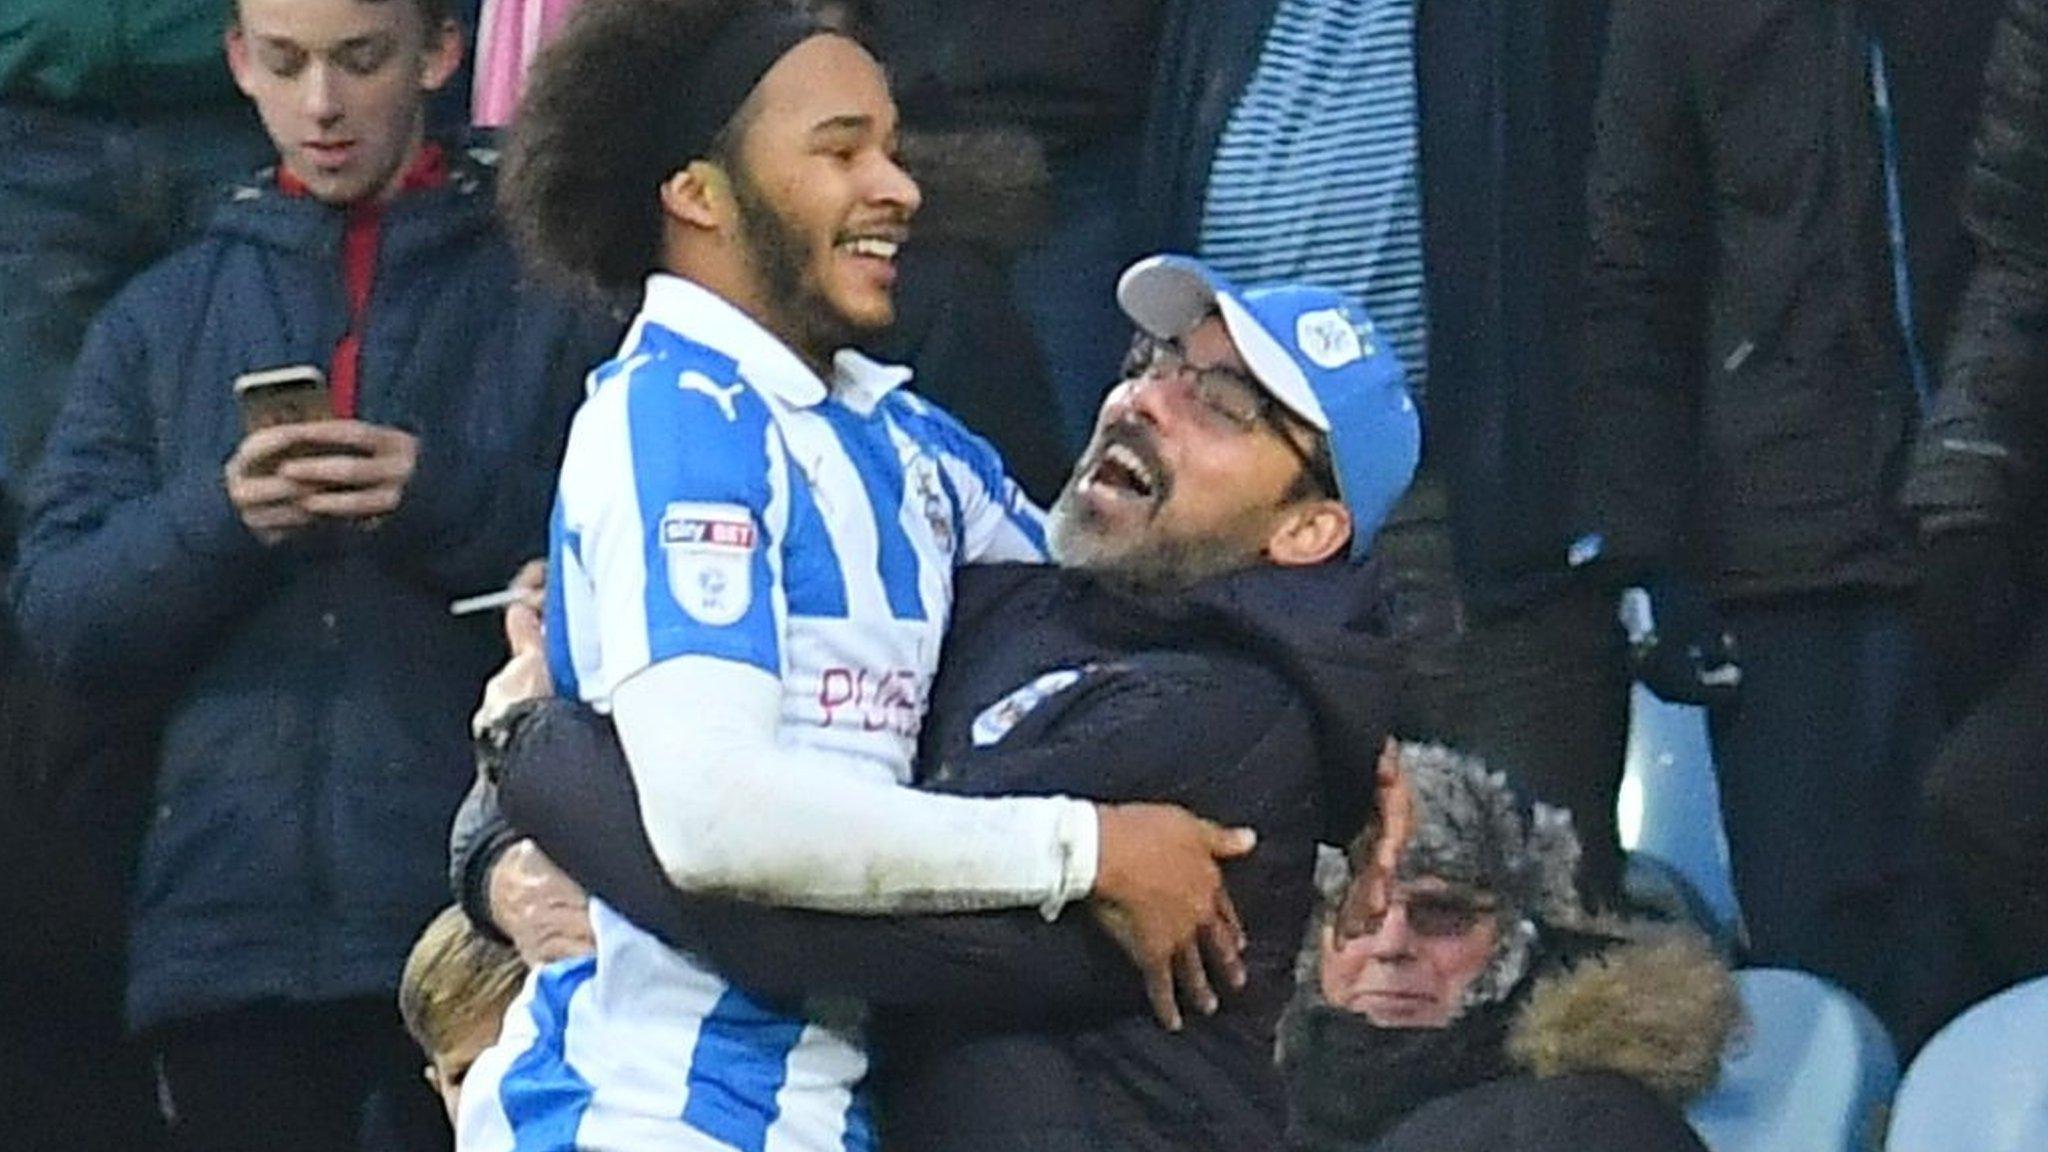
[1048,315,1346,589]
[227,0,461,205]
[714,34,918,362]
[1318,875,1503,1028]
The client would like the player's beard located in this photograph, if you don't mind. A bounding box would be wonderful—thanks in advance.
[1046,483,1274,595]
[729,161,860,363]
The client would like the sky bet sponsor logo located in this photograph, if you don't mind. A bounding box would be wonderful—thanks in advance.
[661,516,756,551]
[659,501,756,625]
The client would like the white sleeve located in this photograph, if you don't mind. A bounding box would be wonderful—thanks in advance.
[613,655,1099,917]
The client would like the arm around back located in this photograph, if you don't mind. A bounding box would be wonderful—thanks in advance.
[494,696,1143,1018]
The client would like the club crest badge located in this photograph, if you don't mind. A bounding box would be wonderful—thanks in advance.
[1296,308,1368,368]
[971,666,1089,747]
[660,501,756,626]
[907,454,955,556]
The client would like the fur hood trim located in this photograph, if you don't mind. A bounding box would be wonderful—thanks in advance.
[1506,927,1740,1104]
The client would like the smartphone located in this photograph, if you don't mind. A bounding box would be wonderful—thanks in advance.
[234,364,332,433]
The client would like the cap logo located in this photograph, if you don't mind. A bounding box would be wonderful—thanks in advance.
[1296,309,1366,369]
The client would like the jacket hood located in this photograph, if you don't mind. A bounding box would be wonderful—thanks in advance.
[1080,559,1402,843]
[203,144,498,265]
[1505,925,1739,1104]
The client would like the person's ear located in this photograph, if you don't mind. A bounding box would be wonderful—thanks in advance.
[224,25,257,98]
[659,162,732,231]
[1264,498,1352,567]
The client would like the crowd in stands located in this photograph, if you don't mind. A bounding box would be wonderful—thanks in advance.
[0,0,2044,1148]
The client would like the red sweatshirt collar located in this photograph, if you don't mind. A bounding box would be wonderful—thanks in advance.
[279,143,447,418]
[276,140,449,202]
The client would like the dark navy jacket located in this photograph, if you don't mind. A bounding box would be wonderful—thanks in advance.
[1137,0,1611,613]
[462,558,1400,1152]
[10,151,615,1031]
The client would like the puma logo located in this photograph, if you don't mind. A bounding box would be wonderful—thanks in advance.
[678,371,746,421]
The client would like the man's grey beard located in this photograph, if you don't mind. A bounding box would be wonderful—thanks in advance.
[1045,483,1266,595]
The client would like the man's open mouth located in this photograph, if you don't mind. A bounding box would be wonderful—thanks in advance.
[1090,443,1158,498]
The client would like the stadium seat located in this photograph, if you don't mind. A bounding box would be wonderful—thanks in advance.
[1686,968,1898,1152]
[1620,685,1744,936]
[1886,976,2048,1152]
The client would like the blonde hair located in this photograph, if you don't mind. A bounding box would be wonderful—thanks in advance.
[398,904,527,1057]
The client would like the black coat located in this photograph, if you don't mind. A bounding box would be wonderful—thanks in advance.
[847,0,1163,156]
[1367,1073,1710,1152]
[1137,0,1611,615]
[460,559,1403,1152]
[1579,0,2001,598]
[1903,0,2048,587]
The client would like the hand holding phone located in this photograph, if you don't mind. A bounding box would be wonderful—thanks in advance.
[234,364,332,433]
[224,365,334,543]
[225,364,418,538]
[275,422,419,524]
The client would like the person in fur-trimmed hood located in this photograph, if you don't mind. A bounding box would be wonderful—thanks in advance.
[1280,743,1740,1152]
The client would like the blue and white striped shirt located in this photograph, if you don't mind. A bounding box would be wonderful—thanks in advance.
[1197,0,1430,404]
[459,275,1063,1152]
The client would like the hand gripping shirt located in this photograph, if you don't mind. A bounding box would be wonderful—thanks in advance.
[460,275,1092,1152]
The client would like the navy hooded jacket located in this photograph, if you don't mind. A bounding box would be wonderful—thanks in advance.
[10,150,616,1031]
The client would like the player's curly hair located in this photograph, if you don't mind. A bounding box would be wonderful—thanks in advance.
[500,0,794,296]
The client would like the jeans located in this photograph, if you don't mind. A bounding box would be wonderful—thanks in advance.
[0,100,270,485]
[1709,592,1969,1047]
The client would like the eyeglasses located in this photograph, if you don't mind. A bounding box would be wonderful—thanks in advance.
[1123,335,1281,430]
[1344,888,1499,939]
[1120,335,1338,497]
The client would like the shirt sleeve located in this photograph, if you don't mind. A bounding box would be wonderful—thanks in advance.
[1578,0,1711,577]
[550,347,788,695]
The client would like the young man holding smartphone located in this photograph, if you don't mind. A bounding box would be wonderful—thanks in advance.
[8,0,615,1147]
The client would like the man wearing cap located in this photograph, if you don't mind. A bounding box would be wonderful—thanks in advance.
[457,252,1421,1152]
[455,0,1339,1143]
